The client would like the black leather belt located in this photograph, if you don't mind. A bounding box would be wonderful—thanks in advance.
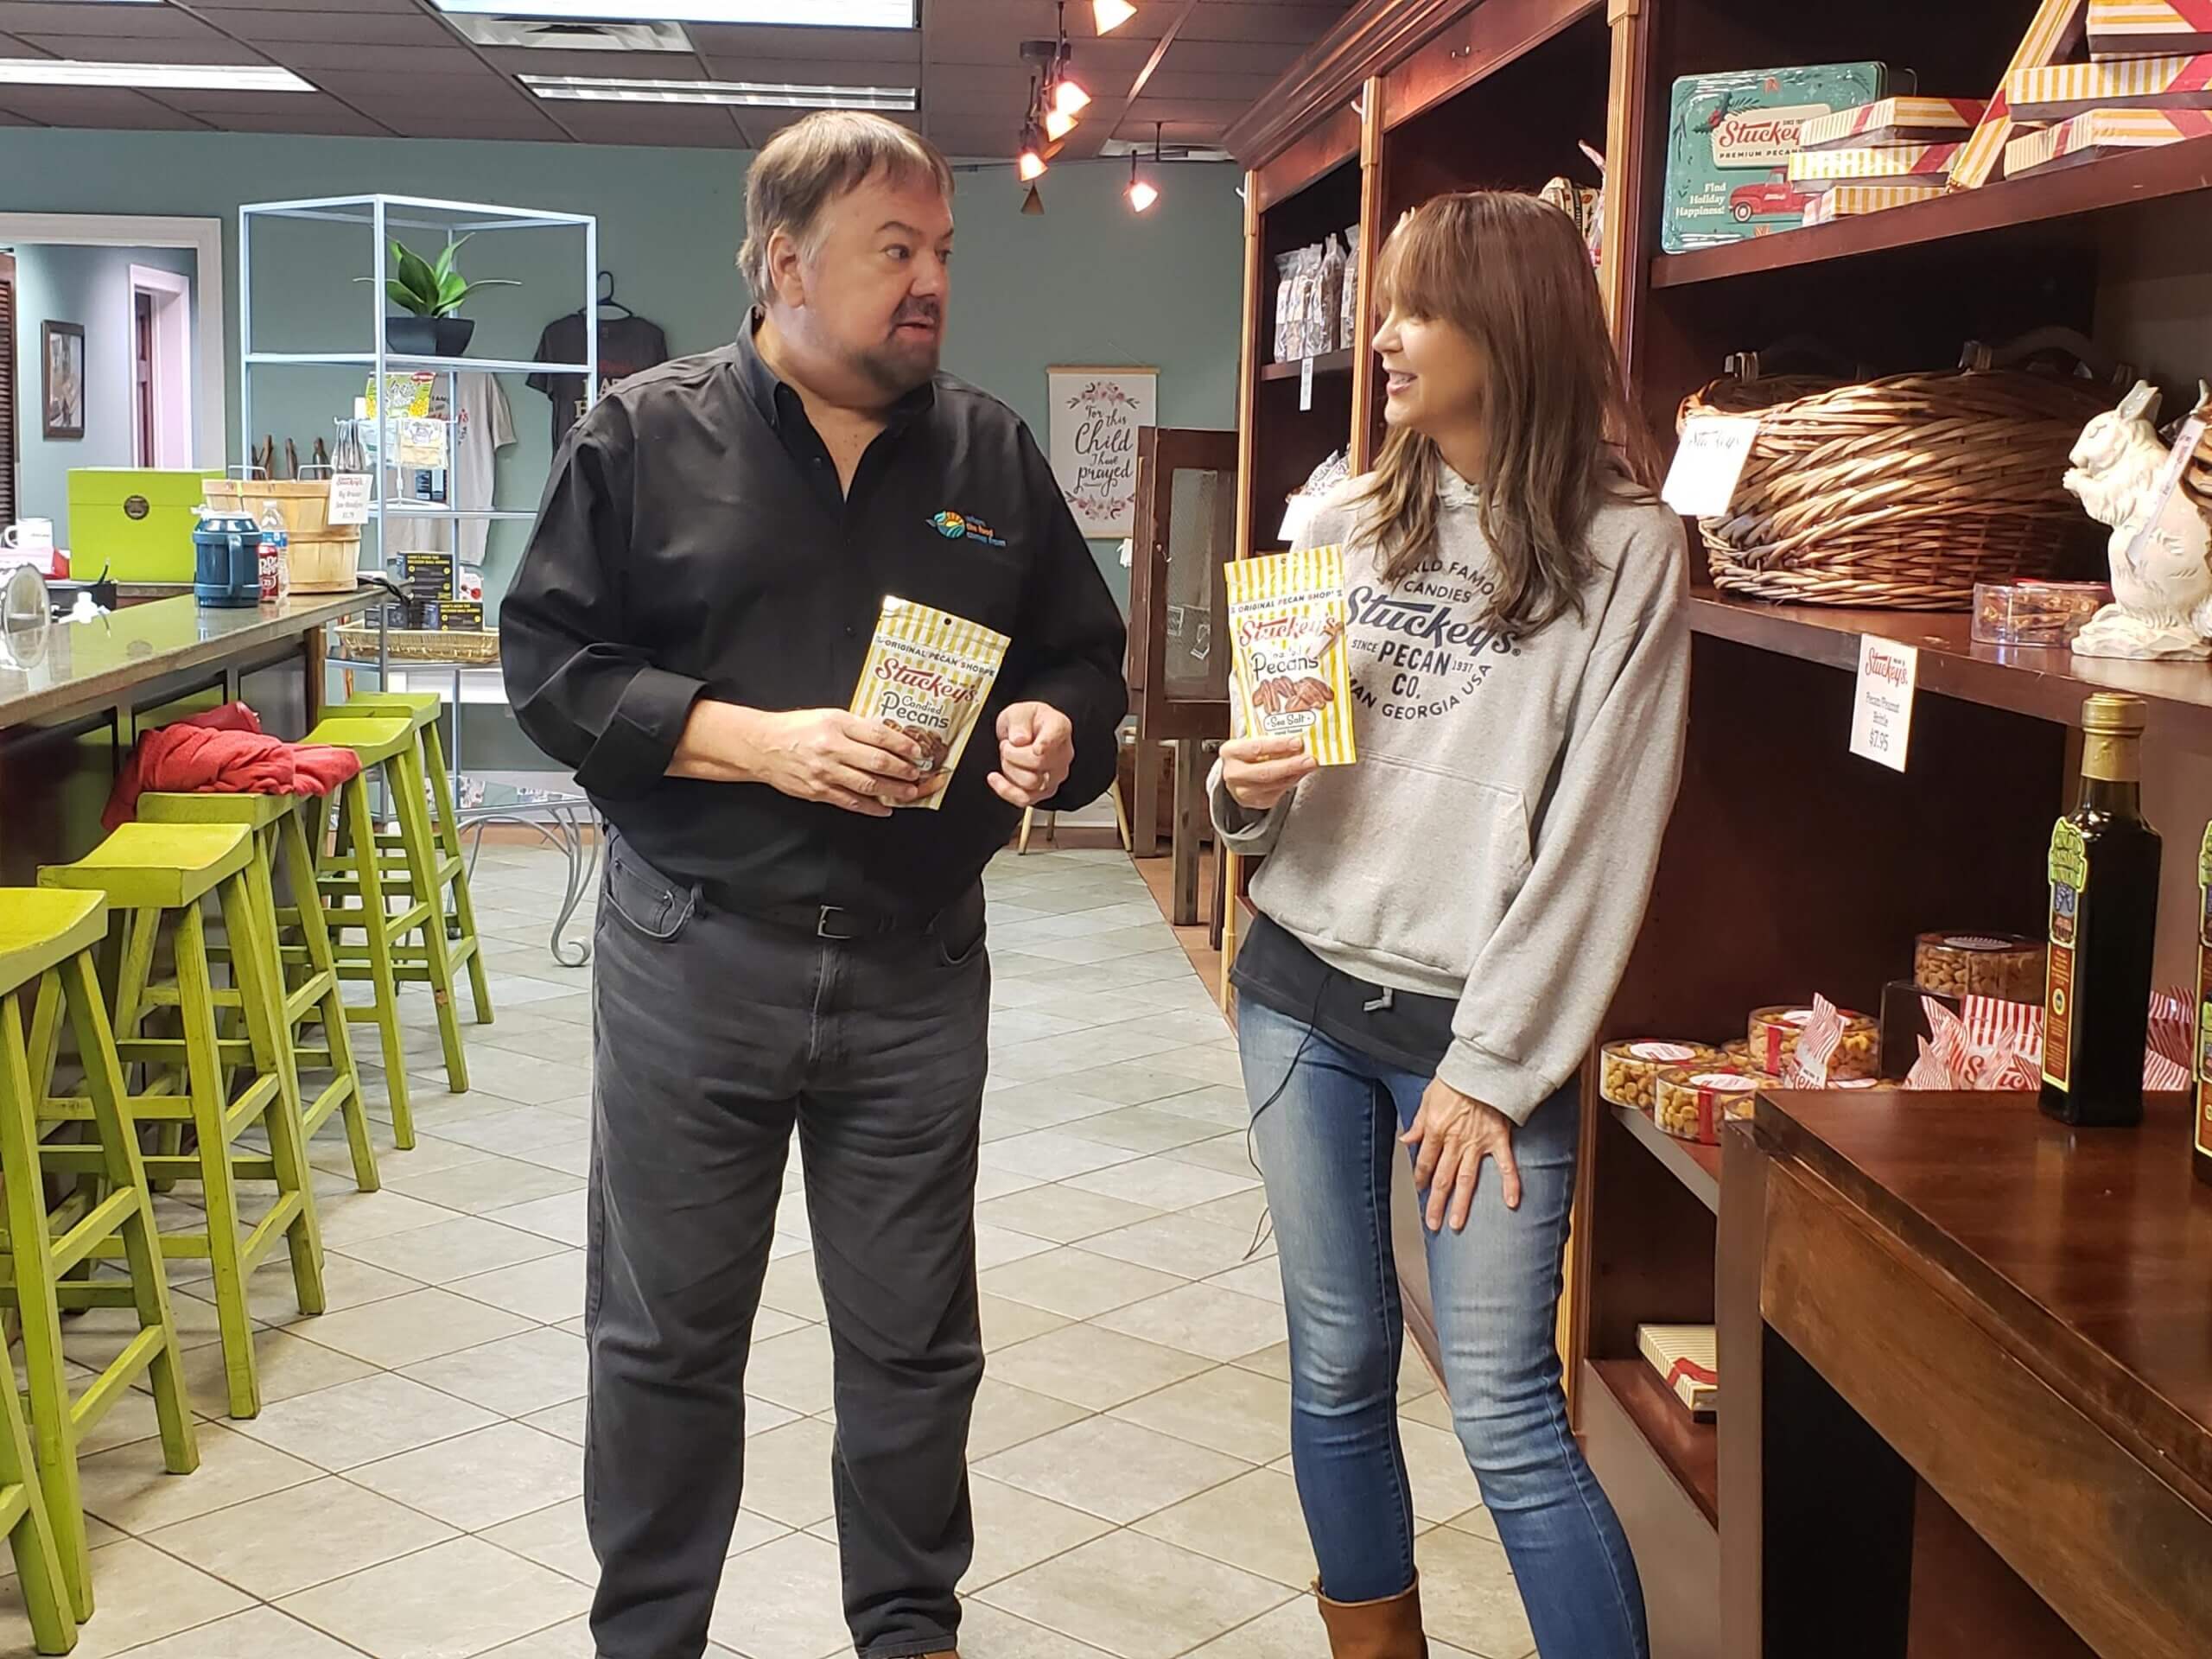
[703,889,974,942]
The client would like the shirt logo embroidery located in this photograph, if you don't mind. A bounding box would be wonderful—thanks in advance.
[929,510,1007,547]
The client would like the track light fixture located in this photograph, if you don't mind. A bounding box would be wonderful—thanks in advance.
[1094,0,1136,33]
[1127,122,1162,212]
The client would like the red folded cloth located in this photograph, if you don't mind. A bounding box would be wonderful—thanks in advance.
[103,702,364,832]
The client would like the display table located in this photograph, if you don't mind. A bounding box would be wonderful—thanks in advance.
[1720,1089,2212,1659]
[0,590,366,882]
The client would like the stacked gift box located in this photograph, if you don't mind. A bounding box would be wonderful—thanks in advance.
[1789,96,1982,220]
[1955,1,2212,185]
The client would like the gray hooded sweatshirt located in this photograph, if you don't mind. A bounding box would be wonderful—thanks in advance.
[1210,468,1690,1124]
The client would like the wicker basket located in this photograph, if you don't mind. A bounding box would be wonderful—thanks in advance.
[1679,362,2116,611]
[204,478,334,537]
[286,531,361,594]
[336,626,499,665]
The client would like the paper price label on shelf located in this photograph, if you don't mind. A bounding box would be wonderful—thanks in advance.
[1662,414,1760,518]
[327,473,371,527]
[1300,355,1315,412]
[1850,634,1918,772]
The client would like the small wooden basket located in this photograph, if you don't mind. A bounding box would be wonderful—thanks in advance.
[204,478,334,537]
[336,626,499,665]
[1679,334,2120,611]
[285,531,361,594]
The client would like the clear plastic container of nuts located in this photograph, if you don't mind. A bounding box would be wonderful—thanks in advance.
[1912,932,2045,1004]
[1654,1065,1774,1144]
[1747,1006,1878,1079]
[1971,581,2111,647]
[1600,1040,1720,1113]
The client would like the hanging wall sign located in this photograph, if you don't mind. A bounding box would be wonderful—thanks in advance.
[1048,365,1156,538]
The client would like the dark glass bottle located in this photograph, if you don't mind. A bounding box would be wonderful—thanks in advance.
[2042,694,2160,1128]
[2195,821,2212,1183]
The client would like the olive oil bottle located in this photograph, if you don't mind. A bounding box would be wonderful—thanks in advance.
[2195,822,2212,1183]
[2042,694,2160,1128]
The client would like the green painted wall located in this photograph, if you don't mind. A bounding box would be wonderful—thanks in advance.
[0,128,1244,610]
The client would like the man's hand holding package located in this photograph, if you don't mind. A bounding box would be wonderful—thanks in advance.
[989,702,1074,808]
[674,702,946,817]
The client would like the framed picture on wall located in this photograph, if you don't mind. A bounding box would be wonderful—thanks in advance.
[1048,365,1157,538]
[42,321,84,442]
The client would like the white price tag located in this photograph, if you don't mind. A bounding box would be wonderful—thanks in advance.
[327,473,371,527]
[1662,413,1760,518]
[1300,355,1315,412]
[1850,634,1918,772]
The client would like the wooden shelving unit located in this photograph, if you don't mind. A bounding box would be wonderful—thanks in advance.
[1228,3,2212,1653]
[1256,348,1356,382]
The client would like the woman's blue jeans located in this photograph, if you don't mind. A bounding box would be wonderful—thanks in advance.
[1239,997,1648,1659]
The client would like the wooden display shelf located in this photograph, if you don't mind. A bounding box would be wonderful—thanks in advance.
[1611,1103,1721,1214]
[1258,348,1357,382]
[1688,594,2212,734]
[1653,137,2212,289]
[1587,1357,1719,1528]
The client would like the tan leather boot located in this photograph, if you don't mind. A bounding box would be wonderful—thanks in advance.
[1315,1577,1429,1659]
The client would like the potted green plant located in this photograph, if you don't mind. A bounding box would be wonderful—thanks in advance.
[358,234,518,358]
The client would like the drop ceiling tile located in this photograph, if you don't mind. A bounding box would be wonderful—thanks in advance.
[10,35,282,66]
[197,11,461,48]
[0,3,230,40]
[684,23,922,66]
[0,86,207,127]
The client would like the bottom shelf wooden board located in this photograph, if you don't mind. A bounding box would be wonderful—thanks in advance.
[1587,1357,1719,1526]
[1581,1357,1719,1659]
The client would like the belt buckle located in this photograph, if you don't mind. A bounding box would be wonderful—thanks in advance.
[816,906,842,939]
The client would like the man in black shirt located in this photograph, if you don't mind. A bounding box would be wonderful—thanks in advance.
[501,112,1125,1659]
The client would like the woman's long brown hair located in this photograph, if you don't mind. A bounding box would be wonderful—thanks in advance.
[1351,191,1659,633]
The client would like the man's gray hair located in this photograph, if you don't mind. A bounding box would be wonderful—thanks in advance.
[739,111,955,299]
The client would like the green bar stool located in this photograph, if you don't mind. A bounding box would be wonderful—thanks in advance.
[302,715,469,1147]
[0,887,198,1629]
[41,823,327,1421]
[322,690,494,1027]
[134,791,380,1194]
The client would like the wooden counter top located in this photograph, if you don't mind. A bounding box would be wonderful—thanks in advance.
[0,590,366,729]
[1757,1089,2212,1521]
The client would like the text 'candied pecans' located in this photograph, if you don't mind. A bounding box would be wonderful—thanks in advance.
[1224,546,1357,766]
[848,595,1012,811]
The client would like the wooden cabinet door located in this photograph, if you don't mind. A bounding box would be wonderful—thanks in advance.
[1127,425,1237,746]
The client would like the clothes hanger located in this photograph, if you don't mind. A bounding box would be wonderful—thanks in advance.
[594,270,634,320]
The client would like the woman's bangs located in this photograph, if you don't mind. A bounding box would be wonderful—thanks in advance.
[1375,212,1460,321]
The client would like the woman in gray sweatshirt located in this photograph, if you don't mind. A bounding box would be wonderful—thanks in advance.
[1212,192,1688,1659]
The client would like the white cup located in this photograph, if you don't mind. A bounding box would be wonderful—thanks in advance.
[2,518,54,562]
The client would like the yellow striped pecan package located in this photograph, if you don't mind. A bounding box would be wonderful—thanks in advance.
[849,595,1012,811]
[1224,546,1357,766]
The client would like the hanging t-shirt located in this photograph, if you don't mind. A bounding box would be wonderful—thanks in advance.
[383,372,515,566]
[527,311,671,450]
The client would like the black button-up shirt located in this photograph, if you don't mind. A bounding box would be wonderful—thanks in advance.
[500,318,1128,916]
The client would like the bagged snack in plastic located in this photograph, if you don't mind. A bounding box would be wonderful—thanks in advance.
[1224,547,1357,766]
[848,595,1011,811]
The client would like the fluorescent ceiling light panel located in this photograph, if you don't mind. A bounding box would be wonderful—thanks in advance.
[0,58,315,92]
[523,74,915,110]
[434,2,915,25]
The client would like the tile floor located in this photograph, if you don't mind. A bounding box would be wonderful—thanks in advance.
[3,846,1535,1659]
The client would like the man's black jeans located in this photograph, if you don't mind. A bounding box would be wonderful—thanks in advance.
[584,837,988,1659]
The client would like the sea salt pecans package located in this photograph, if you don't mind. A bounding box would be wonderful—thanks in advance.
[849,595,1011,811]
[1224,546,1357,766]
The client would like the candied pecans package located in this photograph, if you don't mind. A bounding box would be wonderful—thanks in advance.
[1224,546,1357,766]
[849,595,1011,811]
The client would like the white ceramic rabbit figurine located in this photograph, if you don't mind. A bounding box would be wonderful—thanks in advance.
[2066,381,2212,660]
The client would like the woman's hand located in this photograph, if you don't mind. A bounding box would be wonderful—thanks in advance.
[1402,1079,1522,1230]
[1220,734,1316,812]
